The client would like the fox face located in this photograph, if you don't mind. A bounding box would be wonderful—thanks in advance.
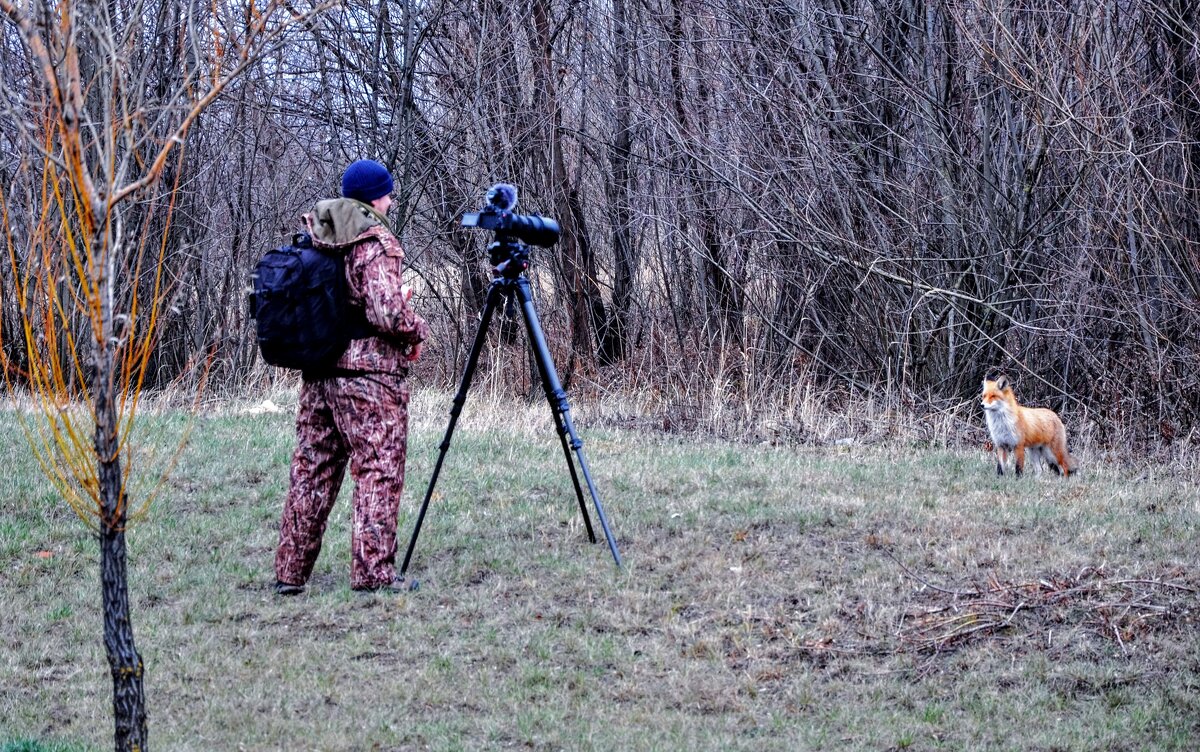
[980,375,1013,414]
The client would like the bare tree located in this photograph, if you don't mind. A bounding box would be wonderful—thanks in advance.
[0,2,330,748]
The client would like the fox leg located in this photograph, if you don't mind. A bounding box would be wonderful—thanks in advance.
[1044,446,1062,476]
[995,448,1007,476]
[1033,447,1049,476]
[1051,445,1071,477]
[1014,446,1026,477]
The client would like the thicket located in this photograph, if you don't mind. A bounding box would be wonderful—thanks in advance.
[3,0,1197,448]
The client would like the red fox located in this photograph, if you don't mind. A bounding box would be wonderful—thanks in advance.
[980,375,1075,477]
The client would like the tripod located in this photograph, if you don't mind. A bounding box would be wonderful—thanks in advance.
[400,248,623,575]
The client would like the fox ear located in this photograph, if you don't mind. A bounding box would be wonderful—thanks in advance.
[996,375,1009,390]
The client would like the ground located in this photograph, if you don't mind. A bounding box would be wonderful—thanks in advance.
[1,394,1198,750]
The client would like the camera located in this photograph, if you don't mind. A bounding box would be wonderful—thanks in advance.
[461,183,561,250]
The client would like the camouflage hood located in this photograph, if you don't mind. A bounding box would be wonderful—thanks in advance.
[307,198,391,248]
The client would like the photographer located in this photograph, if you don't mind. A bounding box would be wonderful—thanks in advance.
[274,159,429,595]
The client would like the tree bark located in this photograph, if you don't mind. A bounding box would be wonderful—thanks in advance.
[100,507,147,751]
[668,0,743,348]
[95,223,148,752]
[602,0,635,365]
[530,0,605,383]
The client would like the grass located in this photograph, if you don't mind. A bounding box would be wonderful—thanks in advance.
[1,389,1198,751]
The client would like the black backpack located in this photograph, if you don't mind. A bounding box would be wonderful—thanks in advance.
[249,232,370,376]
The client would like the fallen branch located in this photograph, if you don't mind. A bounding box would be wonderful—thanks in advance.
[889,558,1198,654]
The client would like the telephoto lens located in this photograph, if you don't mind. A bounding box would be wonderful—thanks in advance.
[506,214,560,248]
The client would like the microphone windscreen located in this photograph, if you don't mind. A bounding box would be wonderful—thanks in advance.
[486,183,518,211]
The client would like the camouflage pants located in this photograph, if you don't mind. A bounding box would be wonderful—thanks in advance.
[275,373,410,590]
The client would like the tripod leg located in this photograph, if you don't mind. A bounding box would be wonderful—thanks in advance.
[511,281,593,541]
[514,277,623,568]
[400,282,504,576]
[529,366,596,541]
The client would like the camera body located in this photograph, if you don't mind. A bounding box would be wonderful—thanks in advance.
[461,184,560,279]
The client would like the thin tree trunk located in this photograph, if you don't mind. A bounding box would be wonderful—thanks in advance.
[602,0,635,366]
[100,511,147,751]
[667,0,743,348]
[531,0,604,383]
[95,224,148,751]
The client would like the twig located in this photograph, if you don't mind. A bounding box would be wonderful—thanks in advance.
[881,547,976,597]
[1112,624,1129,658]
[895,561,1197,655]
[1111,579,1198,594]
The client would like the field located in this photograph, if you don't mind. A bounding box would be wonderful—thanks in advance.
[1,390,1199,751]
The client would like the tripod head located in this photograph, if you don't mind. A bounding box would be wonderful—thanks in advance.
[461,183,561,280]
[488,238,532,280]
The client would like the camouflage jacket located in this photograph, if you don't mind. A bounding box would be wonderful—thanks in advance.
[303,198,429,376]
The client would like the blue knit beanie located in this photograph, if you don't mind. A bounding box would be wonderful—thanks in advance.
[341,159,394,203]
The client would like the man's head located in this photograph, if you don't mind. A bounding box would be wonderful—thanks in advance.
[341,159,394,213]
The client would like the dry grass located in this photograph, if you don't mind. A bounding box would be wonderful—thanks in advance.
[2,387,1199,751]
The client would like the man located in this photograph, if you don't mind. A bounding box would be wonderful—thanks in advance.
[274,159,429,594]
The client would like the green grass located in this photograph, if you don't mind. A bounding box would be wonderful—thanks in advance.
[1,391,1198,751]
